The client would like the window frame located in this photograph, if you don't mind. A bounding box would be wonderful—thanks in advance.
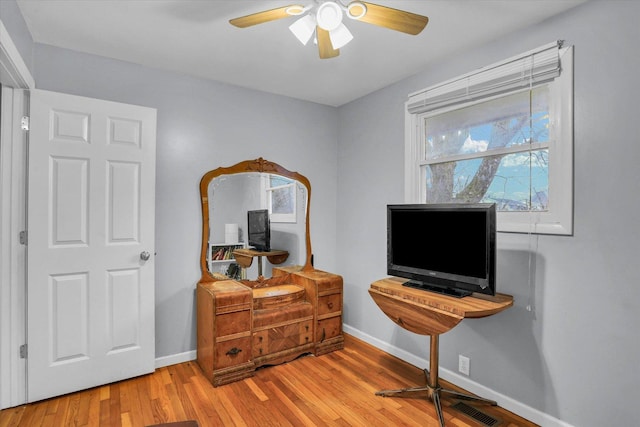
[405,45,574,235]
[260,174,297,223]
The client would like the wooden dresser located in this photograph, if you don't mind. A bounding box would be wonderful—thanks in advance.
[197,267,344,386]
[196,158,344,387]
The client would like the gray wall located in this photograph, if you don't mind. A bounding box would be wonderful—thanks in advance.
[32,44,339,359]
[337,1,640,426]
[5,0,640,425]
[0,0,34,75]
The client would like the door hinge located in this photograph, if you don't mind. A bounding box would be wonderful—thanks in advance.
[19,344,27,359]
[19,230,27,245]
[21,116,30,131]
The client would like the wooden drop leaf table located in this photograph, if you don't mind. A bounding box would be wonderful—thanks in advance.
[369,277,513,427]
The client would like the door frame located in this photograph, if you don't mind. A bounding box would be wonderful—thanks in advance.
[0,18,34,409]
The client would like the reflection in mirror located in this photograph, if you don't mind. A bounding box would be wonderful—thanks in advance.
[267,175,297,223]
[208,173,307,279]
[199,158,312,283]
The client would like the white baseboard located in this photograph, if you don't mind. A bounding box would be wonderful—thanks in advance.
[155,350,196,369]
[342,324,574,427]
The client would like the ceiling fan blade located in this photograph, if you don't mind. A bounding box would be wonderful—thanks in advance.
[317,27,340,59]
[230,5,303,28]
[356,2,429,35]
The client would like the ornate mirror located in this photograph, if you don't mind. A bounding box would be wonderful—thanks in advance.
[199,158,312,282]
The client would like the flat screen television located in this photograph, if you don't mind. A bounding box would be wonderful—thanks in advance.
[387,203,496,297]
[248,209,270,251]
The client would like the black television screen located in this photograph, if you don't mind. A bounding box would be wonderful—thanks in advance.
[387,203,496,297]
[248,209,270,251]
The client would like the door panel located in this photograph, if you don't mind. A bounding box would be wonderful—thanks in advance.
[51,109,90,143]
[107,161,140,243]
[50,156,89,245]
[50,272,89,364]
[107,268,141,352]
[27,89,156,402]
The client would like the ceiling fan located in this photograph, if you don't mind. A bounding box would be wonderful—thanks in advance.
[229,1,429,59]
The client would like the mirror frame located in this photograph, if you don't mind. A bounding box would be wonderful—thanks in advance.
[199,158,313,282]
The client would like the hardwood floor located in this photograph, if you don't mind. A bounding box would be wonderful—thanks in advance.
[0,334,538,426]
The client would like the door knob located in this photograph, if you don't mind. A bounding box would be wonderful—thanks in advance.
[140,251,151,261]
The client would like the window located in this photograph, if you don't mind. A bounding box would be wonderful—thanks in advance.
[405,41,573,235]
[262,174,297,223]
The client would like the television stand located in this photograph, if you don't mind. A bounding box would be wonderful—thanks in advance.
[369,277,513,427]
[403,280,472,298]
[232,248,289,277]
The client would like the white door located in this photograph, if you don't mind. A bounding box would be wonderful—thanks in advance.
[27,89,157,402]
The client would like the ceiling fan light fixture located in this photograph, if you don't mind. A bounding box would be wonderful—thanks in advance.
[316,2,343,31]
[346,2,367,20]
[285,5,308,16]
[228,1,428,59]
[289,14,316,45]
[329,23,353,49]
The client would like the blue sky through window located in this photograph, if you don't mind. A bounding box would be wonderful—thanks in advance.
[424,96,550,211]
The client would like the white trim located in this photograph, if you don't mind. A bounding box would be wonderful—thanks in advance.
[0,89,10,410]
[0,87,29,410]
[0,19,35,90]
[155,350,197,369]
[404,104,421,203]
[343,324,575,427]
[0,17,33,410]
[420,141,550,166]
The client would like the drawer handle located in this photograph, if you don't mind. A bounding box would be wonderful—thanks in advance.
[327,302,334,309]
[226,347,242,356]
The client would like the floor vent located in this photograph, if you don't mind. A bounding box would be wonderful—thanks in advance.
[451,401,501,427]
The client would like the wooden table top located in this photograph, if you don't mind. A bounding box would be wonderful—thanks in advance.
[233,248,288,257]
[232,249,289,268]
[369,277,513,336]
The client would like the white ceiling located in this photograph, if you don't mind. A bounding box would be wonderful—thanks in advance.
[16,0,585,106]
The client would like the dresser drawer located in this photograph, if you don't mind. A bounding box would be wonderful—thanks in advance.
[299,320,313,345]
[317,316,341,342]
[216,310,251,337]
[215,337,251,369]
[318,293,341,317]
[253,319,314,357]
[253,330,268,358]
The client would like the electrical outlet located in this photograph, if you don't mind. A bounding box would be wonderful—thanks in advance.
[458,355,470,376]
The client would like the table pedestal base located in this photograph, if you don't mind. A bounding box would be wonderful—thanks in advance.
[375,335,496,427]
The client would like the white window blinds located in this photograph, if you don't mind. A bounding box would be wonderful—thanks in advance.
[407,41,563,114]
